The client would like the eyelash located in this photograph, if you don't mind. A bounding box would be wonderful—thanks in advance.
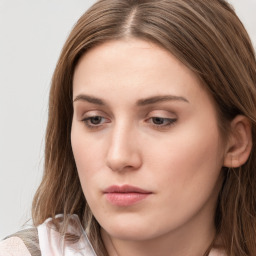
[82,116,108,129]
[82,115,177,130]
[146,117,177,128]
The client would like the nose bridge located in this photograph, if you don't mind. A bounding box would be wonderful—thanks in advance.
[106,119,141,172]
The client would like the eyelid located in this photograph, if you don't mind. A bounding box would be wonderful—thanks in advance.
[82,115,110,130]
[144,110,178,129]
[74,103,112,119]
[146,116,177,125]
[80,109,108,119]
[146,109,177,118]
[80,110,111,129]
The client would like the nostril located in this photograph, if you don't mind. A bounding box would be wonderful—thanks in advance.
[106,127,142,172]
[106,150,142,172]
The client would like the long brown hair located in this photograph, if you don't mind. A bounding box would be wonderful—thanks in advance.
[32,0,256,255]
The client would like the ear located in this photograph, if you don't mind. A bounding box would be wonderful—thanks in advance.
[223,115,252,168]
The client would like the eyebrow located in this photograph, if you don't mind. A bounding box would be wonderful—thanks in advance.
[73,94,189,105]
[73,94,105,105]
[137,95,189,106]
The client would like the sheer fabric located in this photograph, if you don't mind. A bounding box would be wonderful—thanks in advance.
[38,214,97,256]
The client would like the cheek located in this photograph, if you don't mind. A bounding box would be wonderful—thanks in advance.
[71,124,104,194]
[143,120,223,204]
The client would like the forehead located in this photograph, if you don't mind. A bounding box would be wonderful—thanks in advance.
[74,39,190,77]
[72,38,210,108]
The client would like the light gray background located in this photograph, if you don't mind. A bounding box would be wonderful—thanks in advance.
[0,0,255,239]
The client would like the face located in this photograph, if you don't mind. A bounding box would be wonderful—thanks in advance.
[71,39,225,242]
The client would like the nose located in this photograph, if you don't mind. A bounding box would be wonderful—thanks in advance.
[106,124,142,172]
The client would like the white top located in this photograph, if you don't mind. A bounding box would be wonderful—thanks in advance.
[0,214,226,256]
[38,214,97,256]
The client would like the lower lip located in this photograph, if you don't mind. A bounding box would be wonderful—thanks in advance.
[104,193,150,206]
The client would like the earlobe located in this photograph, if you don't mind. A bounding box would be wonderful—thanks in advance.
[223,115,252,168]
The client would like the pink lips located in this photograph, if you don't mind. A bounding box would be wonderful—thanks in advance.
[103,185,152,206]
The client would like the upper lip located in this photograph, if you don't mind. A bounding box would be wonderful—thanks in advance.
[103,185,152,194]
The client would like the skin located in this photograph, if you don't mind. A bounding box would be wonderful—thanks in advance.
[71,38,226,256]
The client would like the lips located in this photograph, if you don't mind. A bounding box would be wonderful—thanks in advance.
[104,185,151,194]
[103,185,152,206]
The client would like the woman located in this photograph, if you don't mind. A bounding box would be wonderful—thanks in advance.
[1,0,255,255]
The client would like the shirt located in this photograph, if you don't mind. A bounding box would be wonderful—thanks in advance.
[0,214,226,256]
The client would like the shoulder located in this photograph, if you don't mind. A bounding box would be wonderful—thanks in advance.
[0,236,31,256]
[0,228,41,256]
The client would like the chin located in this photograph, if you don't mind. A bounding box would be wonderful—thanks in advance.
[104,226,155,241]
[99,214,165,241]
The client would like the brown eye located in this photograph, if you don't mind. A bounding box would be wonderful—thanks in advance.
[82,116,107,129]
[89,116,104,125]
[150,117,177,126]
[152,117,165,125]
